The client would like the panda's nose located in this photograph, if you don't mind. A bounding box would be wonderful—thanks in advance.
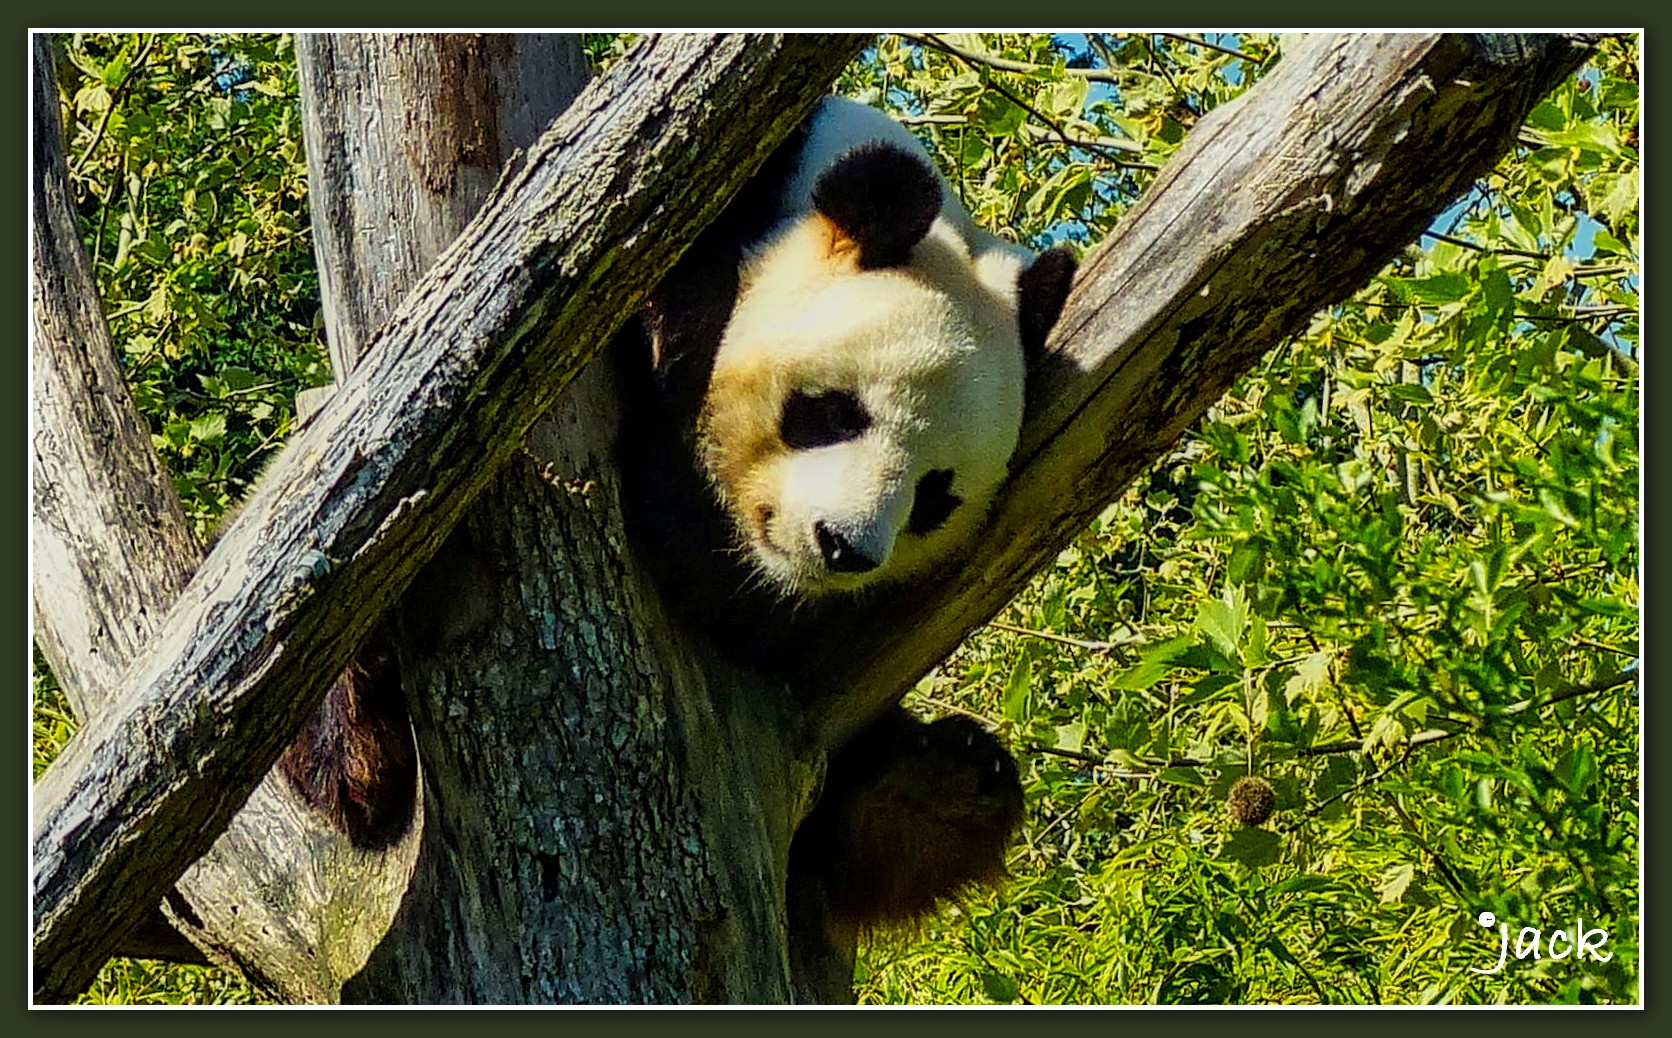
[814,521,879,574]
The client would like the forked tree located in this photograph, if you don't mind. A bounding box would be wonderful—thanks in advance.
[31,32,1592,1003]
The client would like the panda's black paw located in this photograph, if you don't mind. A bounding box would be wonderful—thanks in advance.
[791,708,1024,929]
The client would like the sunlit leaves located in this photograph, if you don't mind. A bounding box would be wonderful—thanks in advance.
[55,32,330,539]
[868,33,1637,1006]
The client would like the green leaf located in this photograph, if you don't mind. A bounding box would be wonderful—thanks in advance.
[1041,77,1088,120]
[1053,721,1087,755]
[979,971,1020,1003]
[1554,743,1596,796]
[190,413,227,443]
[1000,652,1033,722]
[1387,382,1433,406]
[1590,172,1638,230]
[1196,587,1247,661]
[975,92,1025,137]
[1155,767,1206,787]
[1378,862,1415,903]
[1174,672,1239,708]
[1219,827,1282,867]
[1285,652,1332,698]
[1272,874,1335,894]
[1111,633,1194,690]
[1263,683,1302,745]
[1408,272,1471,305]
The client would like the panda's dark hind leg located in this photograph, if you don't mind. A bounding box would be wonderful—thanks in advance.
[277,625,417,850]
[790,708,1025,931]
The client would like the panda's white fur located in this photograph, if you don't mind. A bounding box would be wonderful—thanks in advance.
[697,97,1053,596]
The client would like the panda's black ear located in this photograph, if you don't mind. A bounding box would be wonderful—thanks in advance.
[1017,246,1078,357]
[812,143,941,270]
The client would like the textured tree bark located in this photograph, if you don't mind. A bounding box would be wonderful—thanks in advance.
[32,32,414,997]
[299,34,592,374]
[30,33,201,719]
[32,33,864,1003]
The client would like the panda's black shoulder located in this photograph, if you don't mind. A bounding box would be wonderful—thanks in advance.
[612,116,823,667]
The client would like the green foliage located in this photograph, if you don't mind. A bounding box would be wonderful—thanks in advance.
[55,32,330,541]
[74,958,265,1005]
[35,32,1637,1006]
[839,33,1278,251]
[860,34,1637,1005]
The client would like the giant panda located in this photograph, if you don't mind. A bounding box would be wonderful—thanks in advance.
[618,96,1076,931]
[280,96,1075,935]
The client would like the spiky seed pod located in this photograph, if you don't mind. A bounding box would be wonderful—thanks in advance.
[1227,775,1278,827]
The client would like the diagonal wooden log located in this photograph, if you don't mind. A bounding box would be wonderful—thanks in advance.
[32,32,866,1002]
[31,30,227,970]
[791,33,1596,745]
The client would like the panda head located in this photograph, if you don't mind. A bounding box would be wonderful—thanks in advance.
[698,142,1075,597]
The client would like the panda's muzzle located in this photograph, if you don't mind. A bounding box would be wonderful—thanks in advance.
[814,521,880,574]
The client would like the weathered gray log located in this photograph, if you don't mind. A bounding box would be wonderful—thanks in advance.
[31,29,226,972]
[30,33,489,998]
[790,33,1594,745]
[32,32,866,1003]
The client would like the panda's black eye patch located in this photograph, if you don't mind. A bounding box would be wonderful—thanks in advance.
[907,469,962,536]
[780,389,870,450]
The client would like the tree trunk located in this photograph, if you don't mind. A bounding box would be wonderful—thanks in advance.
[30,31,1591,1004]
[31,30,420,998]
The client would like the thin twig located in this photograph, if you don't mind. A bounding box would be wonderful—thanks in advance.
[1421,228,1548,261]
[898,32,1120,84]
[983,66,1156,168]
[1500,664,1637,717]
[1307,746,1414,817]
[903,33,1158,170]
[1573,635,1635,657]
[68,34,157,180]
[985,619,1139,653]
[915,695,994,727]
[1160,33,1259,63]
[896,113,1145,155]
[1382,795,1474,903]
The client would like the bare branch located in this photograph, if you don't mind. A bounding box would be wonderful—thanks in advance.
[1161,33,1260,63]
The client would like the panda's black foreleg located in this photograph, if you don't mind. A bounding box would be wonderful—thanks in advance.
[790,707,1024,931]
